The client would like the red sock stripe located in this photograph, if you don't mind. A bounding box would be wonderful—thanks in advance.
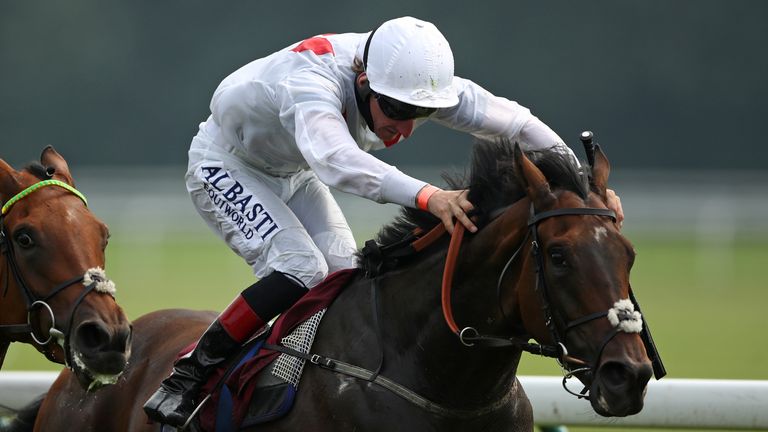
[218,295,265,342]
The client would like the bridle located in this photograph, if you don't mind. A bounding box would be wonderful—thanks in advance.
[441,203,666,400]
[0,179,112,367]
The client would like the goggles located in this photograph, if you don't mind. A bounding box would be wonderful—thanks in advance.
[374,92,437,120]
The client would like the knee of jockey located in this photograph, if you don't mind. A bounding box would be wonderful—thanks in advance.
[273,250,329,289]
[312,231,358,273]
[259,229,331,289]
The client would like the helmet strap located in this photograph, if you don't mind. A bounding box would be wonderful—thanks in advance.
[355,28,379,132]
[363,27,377,70]
[354,74,375,131]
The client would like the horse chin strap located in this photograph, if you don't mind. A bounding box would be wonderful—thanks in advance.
[440,204,666,401]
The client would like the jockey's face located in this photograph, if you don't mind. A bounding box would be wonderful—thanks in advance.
[369,94,415,142]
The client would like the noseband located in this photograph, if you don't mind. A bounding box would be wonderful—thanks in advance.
[0,179,112,367]
[441,203,664,400]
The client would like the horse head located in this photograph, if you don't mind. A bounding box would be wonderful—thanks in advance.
[0,147,132,391]
[497,142,653,416]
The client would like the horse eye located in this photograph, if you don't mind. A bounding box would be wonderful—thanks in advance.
[549,251,568,267]
[15,233,35,248]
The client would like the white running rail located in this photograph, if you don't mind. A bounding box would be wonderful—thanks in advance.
[1,372,767,429]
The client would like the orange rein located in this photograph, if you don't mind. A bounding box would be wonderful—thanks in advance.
[398,221,465,338]
[440,224,465,336]
[411,223,446,252]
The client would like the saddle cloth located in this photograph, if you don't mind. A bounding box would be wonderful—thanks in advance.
[197,268,359,431]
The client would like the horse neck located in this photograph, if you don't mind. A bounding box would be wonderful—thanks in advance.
[373,200,533,406]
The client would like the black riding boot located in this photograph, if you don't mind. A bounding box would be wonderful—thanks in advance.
[142,319,240,426]
[142,271,308,427]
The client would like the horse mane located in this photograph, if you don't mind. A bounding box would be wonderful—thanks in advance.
[356,139,588,271]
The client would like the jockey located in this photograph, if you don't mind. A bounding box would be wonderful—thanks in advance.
[143,16,624,426]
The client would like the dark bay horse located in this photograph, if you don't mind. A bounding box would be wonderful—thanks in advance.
[0,148,132,393]
[30,139,660,431]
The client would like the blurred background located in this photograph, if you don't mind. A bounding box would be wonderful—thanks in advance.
[2,1,767,430]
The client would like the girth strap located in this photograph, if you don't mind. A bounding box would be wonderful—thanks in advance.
[263,343,513,419]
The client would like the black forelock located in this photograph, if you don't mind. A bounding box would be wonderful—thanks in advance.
[23,162,49,180]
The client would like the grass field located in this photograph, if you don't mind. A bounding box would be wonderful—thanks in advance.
[4,228,767,431]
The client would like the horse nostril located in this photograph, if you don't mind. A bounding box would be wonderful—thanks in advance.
[75,322,110,352]
[637,362,653,387]
[599,360,653,391]
[75,321,132,356]
[599,361,631,389]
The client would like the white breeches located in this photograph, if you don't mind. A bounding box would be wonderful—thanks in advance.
[186,135,358,289]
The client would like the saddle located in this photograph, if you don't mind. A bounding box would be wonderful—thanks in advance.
[196,268,358,431]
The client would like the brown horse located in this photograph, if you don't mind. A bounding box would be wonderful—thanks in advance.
[28,139,661,431]
[0,148,132,411]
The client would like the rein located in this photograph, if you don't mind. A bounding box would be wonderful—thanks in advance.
[0,179,106,367]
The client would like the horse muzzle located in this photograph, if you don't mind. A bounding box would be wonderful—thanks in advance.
[589,358,653,417]
[70,320,133,391]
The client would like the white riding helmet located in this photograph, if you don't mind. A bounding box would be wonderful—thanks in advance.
[365,17,459,109]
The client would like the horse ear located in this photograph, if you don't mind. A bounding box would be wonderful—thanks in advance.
[591,145,611,199]
[513,143,555,208]
[0,158,21,203]
[0,158,15,179]
[40,146,75,185]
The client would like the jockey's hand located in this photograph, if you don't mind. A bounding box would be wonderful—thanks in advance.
[606,188,624,228]
[427,189,477,235]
